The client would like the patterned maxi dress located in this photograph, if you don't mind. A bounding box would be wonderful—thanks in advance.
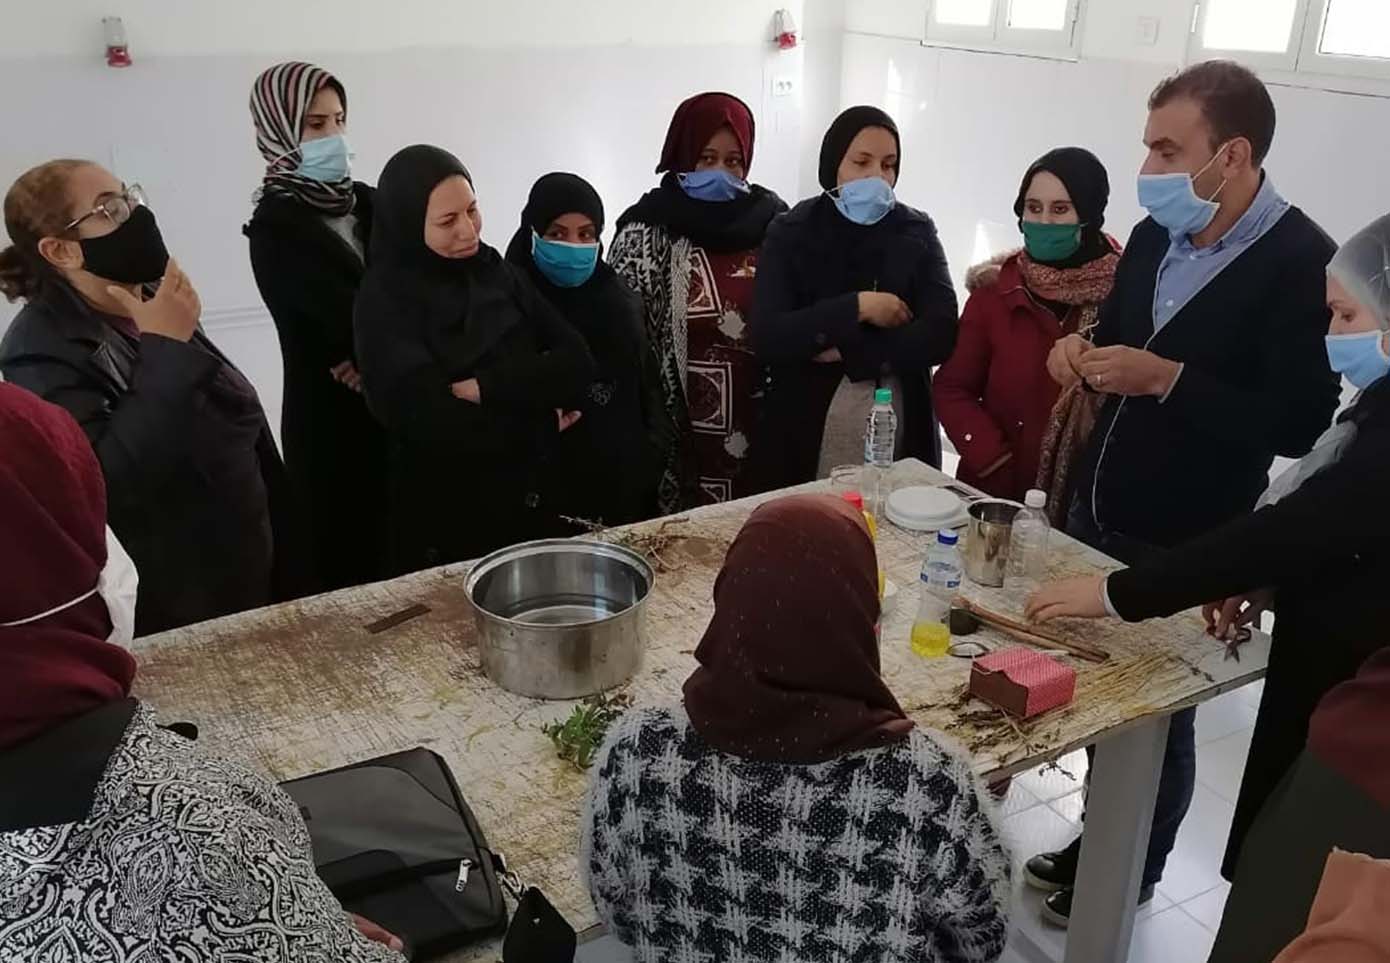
[610,222,762,512]
[0,704,398,963]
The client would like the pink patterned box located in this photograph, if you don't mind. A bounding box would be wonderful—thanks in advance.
[969,648,1076,719]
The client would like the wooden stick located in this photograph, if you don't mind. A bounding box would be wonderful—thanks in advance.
[956,596,1111,663]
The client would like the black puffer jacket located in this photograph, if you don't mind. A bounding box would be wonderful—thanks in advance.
[0,283,307,635]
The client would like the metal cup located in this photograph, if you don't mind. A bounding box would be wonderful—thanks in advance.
[962,499,1023,587]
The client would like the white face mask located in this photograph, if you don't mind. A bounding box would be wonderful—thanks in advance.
[0,527,139,648]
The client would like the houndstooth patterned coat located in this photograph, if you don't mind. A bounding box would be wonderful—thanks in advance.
[582,705,1011,963]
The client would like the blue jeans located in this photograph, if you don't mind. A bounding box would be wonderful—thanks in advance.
[1067,498,1197,889]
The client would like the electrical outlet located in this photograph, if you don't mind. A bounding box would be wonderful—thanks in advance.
[772,75,796,97]
[1136,16,1160,46]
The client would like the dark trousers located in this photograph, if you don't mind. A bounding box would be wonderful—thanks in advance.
[1067,498,1197,889]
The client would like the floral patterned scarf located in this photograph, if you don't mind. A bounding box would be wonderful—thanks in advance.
[1023,246,1121,525]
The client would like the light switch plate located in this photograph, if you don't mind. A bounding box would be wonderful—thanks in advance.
[1136,16,1160,46]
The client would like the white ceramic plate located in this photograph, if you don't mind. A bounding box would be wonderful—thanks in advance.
[885,485,970,532]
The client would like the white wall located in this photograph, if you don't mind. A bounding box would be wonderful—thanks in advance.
[0,1,810,432]
[798,0,849,196]
[0,1,803,57]
[838,0,1390,294]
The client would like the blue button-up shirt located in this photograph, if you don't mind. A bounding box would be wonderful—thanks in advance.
[1152,174,1290,332]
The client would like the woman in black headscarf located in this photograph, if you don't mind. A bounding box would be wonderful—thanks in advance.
[751,106,959,491]
[354,146,595,573]
[608,92,788,512]
[933,147,1120,511]
[504,173,670,526]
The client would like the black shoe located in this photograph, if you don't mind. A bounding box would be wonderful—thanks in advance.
[1024,837,1082,892]
[1039,884,1156,928]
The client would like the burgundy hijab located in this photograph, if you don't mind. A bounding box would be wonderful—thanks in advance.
[655,91,755,174]
[0,383,135,750]
[1308,648,1390,810]
[683,494,914,764]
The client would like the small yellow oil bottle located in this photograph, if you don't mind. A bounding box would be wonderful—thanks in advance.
[911,529,960,658]
[911,619,950,658]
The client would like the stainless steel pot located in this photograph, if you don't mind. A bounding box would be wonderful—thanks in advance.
[464,539,654,699]
[962,499,1022,587]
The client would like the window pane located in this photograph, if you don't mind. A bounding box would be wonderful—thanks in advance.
[1320,0,1390,58]
[1201,0,1298,52]
[934,0,993,27]
[1008,0,1069,30]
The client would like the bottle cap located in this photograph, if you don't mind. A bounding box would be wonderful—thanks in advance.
[1024,489,1047,509]
[840,490,865,511]
[874,387,893,405]
[937,529,958,545]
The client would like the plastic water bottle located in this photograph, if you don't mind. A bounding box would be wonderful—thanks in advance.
[863,387,897,516]
[1004,489,1051,597]
[911,530,961,658]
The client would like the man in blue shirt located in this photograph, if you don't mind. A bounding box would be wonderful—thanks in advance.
[1027,60,1340,926]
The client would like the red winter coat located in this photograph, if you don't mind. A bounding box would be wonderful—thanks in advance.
[934,254,1091,502]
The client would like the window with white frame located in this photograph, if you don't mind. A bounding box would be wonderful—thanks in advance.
[924,0,1083,59]
[1190,0,1390,82]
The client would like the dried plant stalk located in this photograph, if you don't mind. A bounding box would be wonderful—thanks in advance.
[585,517,730,573]
[955,597,1110,663]
[910,651,1192,768]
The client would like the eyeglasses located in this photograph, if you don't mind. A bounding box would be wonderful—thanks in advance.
[64,183,149,233]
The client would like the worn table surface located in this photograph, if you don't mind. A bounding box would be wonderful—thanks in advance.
[132,460,1268,961]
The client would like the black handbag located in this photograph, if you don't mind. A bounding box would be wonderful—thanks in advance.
[281,747,576,962]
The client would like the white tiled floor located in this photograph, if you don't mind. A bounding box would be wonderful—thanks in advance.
[1003,682,1263,963]
[575,682,1262,963]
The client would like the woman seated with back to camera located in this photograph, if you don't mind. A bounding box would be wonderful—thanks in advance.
[0,160,304,636]
[0,383,402,962]
[583,493,1010,963]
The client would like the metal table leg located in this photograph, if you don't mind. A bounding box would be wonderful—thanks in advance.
[1063,714,1170,963]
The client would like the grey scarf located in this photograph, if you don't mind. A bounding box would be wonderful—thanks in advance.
[1257,412,1358,509]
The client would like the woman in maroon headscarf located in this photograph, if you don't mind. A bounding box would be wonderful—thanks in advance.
[609,92,787,513]
[582,494,1010,962]
[0,382,403,962]
[0,382,136,749]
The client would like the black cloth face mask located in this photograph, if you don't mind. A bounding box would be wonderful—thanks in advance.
[78,206,170,285]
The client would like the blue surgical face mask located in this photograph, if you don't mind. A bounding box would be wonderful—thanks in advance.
[531,230,599,288]
[677,168,750,202]
[1136,143,1230,238]
[830,176,896,226]
[1326,330,1390,389]
[297,134,352,183]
